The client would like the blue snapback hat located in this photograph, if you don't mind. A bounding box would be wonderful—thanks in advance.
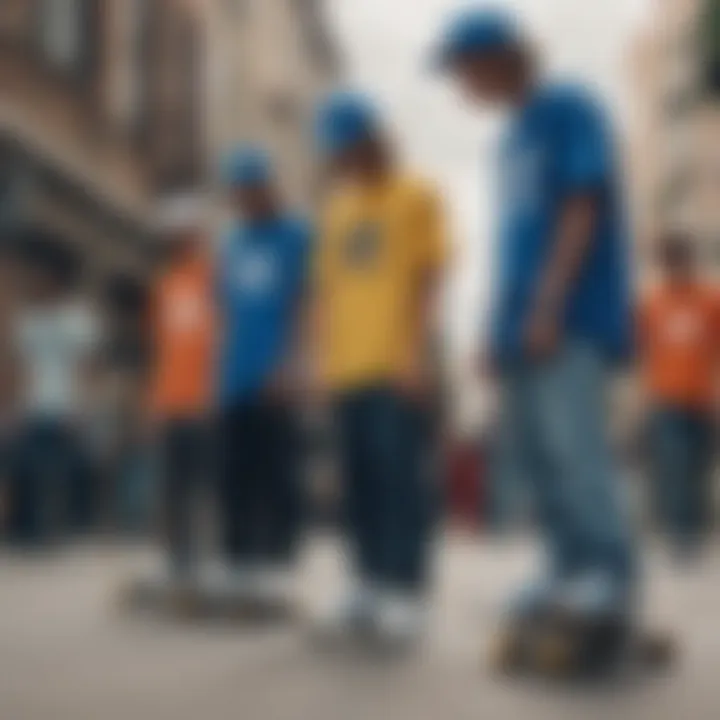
[429,7,523,71]
[314,91,381,157]
[222,146,273,188]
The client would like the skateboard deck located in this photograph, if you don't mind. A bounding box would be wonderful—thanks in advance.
[489,616,677,681]
[117,577,295,623]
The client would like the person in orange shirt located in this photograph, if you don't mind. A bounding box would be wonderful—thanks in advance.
[147,195,215,585]
[639,232,720,556]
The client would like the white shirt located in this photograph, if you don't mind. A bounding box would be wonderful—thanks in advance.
[15,301,99,419]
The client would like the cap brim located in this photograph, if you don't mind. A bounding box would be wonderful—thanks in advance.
[319,128,374,159]
[426,39,522,75]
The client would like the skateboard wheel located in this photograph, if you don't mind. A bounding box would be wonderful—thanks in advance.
[488,625,531,675]
[638,631,676,670]
[532,629,578,677]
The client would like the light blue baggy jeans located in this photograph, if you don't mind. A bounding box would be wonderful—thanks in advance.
[501,342,637,619]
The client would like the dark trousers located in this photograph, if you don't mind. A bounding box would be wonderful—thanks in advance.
[8,419,91,544]
[217,398,300,566]
[335,385,430,594]
[649,404,714,553]
[161,418,208,573]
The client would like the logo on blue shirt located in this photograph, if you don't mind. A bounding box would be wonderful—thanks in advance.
[235,251,277,294]
[217,215,312,405]
[344,221,381,267]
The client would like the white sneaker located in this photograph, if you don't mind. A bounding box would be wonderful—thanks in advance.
[121,562,194,610]
[256,565,295,606]
[142,560,194,592]
[198,560,230,596]
[223,563,262,602]
[315,583,378,645]
[375,593,425,650]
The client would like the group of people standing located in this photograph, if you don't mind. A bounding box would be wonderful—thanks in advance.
[149,117,447,640]
[146,6,644,673]
[3,5,712,677]
[147,154,313,595]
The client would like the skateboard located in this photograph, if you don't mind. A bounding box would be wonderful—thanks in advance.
[489,611,677,680]
[117,576,295,624]
[177,586,295,623]
[116,576,201,618]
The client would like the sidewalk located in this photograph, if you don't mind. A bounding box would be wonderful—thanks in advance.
[0,535,717,720]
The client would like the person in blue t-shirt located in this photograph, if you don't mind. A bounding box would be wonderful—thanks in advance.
[216,146,311,602]
[431,9,637,674]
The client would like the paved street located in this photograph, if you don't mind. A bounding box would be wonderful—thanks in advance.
[0,535,719,720]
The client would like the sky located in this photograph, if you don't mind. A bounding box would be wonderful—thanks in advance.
[328,0,652,365]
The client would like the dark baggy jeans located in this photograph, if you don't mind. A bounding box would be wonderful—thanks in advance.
[160,418,210,574]
[334,385,431,594]
[217,398,301,566]
[8,419,91,544]
[649,404,714,554]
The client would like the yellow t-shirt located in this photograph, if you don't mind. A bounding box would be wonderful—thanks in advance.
[314,173,447,392]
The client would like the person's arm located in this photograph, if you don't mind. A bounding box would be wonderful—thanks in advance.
[524,194,599,358]
[266,223,315,403]
[399,184,449,400]
[303,210,334,407]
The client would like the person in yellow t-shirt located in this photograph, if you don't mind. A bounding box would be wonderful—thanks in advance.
[311,92,447,648]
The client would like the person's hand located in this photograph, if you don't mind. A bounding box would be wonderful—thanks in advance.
[304,366,330,411]
[266,364,302,406]
[396,356,431,404]
[523,307,561,361]
[265,368,290,404]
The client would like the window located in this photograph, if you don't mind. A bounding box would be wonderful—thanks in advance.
[115,0,149,130]
[0,0,34,46]
[38,0,83,70]
[36,0,99,82]
[140,2,203,191]
[700,0,720,97]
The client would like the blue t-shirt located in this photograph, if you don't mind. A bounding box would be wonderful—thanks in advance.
[217,214,311,406]
[489,83,632,363]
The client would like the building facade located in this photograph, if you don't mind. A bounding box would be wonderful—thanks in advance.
[0,0,339,291]
[629,0,720,276]
[0,0,207,288]
[195,0,339,208]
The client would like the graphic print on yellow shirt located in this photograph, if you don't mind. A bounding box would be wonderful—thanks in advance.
[314,174,447,392]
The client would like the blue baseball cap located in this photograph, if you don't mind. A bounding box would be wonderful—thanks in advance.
[315,91,381,158]
[428,7,523,72]
[222,146,273,188]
